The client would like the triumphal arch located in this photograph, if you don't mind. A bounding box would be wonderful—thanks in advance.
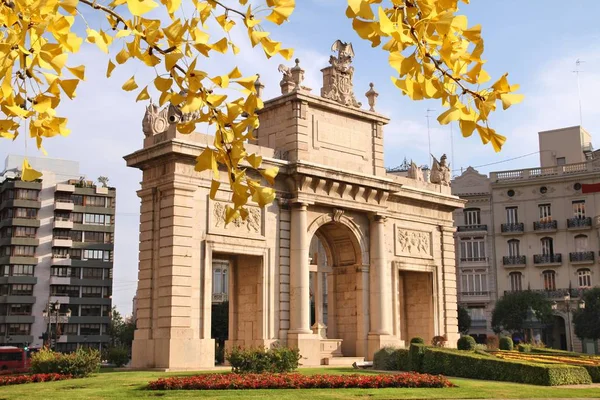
[124,41,464,370]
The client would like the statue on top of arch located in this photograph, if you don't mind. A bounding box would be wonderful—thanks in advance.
[430,154,451,186]
[321,40,362,108]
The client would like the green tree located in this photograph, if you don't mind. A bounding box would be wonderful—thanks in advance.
[573,287,600,342]
[107,307,135,349]
[458,304,471,334]
[491,291,553,334]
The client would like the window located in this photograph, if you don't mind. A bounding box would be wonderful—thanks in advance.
[543,270,556,291]
[70,231,83,242]
[62,324,78,335]
[467,307,486,321]
[578,269,592,288]
[575,234,588,253]
[52,247,70,258]
[15,189,38,200]
[54,193,72,203]
[556,157,566,166]
[0,265,9,277]
[509,272,523,292]
[541,237,554,256]
[50,285,80,297]
[81,286,102,298]
[11,284,33,295]
[14,208,37,219]
[82,268,104,280]
[464,208,481,226]
[72,195,84,206]
[83,214,111,225]
[53,229,71,240]
[83,249,112,261]
[12,265,34,276]
[14,226,36,238]
[212,260,229,294]
[460,237,486,261]
[508,239,520,257]
[538,204,552,222]
[80,324,101,335]
[81,305,102,316]
[572,200,586,219]
[8,304,32,315]
[51,267,79,278]
[84,231,110,243]
[506,207,519,224]
[84,196,107,207]
[460,269,488,295]
[7,323,30,335]
[71,213,83,223]
[54,211,70,221]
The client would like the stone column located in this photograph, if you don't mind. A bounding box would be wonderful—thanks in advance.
[367,215,399,360]
[287,202,320,365]
[312,271,326,338]
[439,225,459,347]
[369,215,391,334]
[289,203,311,334]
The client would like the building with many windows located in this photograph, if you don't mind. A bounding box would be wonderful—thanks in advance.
[453,126,600,353]
[0,155,115,352]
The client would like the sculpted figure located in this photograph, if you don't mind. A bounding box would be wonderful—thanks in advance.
[430,154,451,186]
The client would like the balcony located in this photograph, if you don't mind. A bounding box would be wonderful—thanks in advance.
[567,217,592,230]
[503,255,526,267]
[459,291,490,302]
[569,251,594,265]
[457,224,487,233]
[505,288,588,299]
[55,183,75,193]
[54,218,73,229]
[533,253,562,266]
[54,200,74,211]
[490,160,600,182]
[459,257,488,264]
[52,238,73,247]
[212,292,228,303]
[501,223,524,235]
[51,256,72,266]
[533,220,558,232]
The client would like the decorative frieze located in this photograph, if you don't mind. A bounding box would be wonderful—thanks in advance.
[394,227,432,259]
[208,199,264,238]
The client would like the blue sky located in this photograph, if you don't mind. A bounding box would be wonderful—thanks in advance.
[2,0,600,315]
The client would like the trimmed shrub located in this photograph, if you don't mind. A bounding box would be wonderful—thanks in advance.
[518,343,532,353]
[486,335,499,350]
[457,336,476,350]
[431,336,446,347]
[474,344,488,352]
[373,347,399,371]
[408,344,426,372]
[105,347,129,367]
[499,336,514,351]
[422,347,592,386]
[410,337,425,345]
[397,349,411,371]
[530,347,585,357]
[30,347,100,378]
[226,346,301,374]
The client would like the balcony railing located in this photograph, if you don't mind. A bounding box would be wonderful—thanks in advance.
[533,254,562,264]
[460,291,490,297]
[567,217,592,229]
[503,255,526,265]
[505,288,588,299]
[212,293,228,302]
[490,159,600,182]
[533,220,558,231]
[460,257,488,263]
[569,251,594,263]
[457,224,487,232]
[501,223,524,233]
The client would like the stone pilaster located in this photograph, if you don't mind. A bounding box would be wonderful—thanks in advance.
[440,225,459,346]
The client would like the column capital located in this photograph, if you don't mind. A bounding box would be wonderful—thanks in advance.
[369,213,387,223]
[438,225,457,233]
[291,201,309,211]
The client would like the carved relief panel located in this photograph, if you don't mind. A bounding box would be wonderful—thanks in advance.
[208,198,265,239]
[394,226,433,259]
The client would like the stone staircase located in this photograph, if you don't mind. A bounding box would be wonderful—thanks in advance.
[323,356,365,366]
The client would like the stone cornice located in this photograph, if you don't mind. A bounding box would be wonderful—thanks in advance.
[259,90,391,125]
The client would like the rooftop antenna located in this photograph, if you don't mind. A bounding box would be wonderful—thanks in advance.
[573,59,585,129]
[426,108,436,166]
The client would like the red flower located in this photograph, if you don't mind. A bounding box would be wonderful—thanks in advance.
[0,373,72,386]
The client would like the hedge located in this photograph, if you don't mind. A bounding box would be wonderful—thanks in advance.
[409,344,426,373]
[373,347,399,371]
[522,347,600,382]
[421,347,592,386]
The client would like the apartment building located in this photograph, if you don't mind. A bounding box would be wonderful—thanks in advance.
[453,126,600,354]
[0,155,115,352]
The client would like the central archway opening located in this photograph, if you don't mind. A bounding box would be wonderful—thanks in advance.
[308,220,365,358]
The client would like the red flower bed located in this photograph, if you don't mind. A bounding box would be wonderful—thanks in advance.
[148,372,454,390]
[0,368,30,376]
[0,373,71,386]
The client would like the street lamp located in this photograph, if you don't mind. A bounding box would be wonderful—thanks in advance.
[561,292,586,352]
[43,301,71,350]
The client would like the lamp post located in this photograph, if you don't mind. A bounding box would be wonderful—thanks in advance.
[42,301,72,350]
[552,293,586,352]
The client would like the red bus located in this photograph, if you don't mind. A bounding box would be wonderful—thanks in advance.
[0,346,28,371]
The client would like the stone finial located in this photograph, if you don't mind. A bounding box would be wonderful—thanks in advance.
[430,153,451,186]
[321,40,362,108]
[278,63,295,94]
[291,58,305,88]
[365,82,378,112]
[254,74,265,99]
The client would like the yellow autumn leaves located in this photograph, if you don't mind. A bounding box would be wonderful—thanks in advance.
[347,0,523,152]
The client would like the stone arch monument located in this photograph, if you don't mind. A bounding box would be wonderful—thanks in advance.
[124,40,465,370]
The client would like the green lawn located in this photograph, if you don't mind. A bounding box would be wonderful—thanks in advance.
[1,368,599,399]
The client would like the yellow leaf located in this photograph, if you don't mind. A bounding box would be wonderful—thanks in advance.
[210,37,229,53]
[260,166,279,185]
[194,148,219,179]
[32,96,53,113]
[66,65,85,80]
[116,48,130,64]
[126,0,158,16]
[228,67,242,79]
[6,104,29,118]
[136,86,150,102]
[154,76,173,92]
[58,79,79,99]
[265,0,295,25]
[233,75,257,91]
[499,93,524,110]
[251,186,276,207]
[209,179,220,200]
[249,30,270,47]
[106,59,116,78]
[122,76,138,91]
[225,205,239,225]
[459,120,477,138]
[207,94,227,107]
[378,7,394,35]
[491,73,510,93]
[246,153,262,169]
[60,0,79,15]
[86,29,109,53]
[165,52,183,71]
[21,159,42,181]
[437,107,460,125]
